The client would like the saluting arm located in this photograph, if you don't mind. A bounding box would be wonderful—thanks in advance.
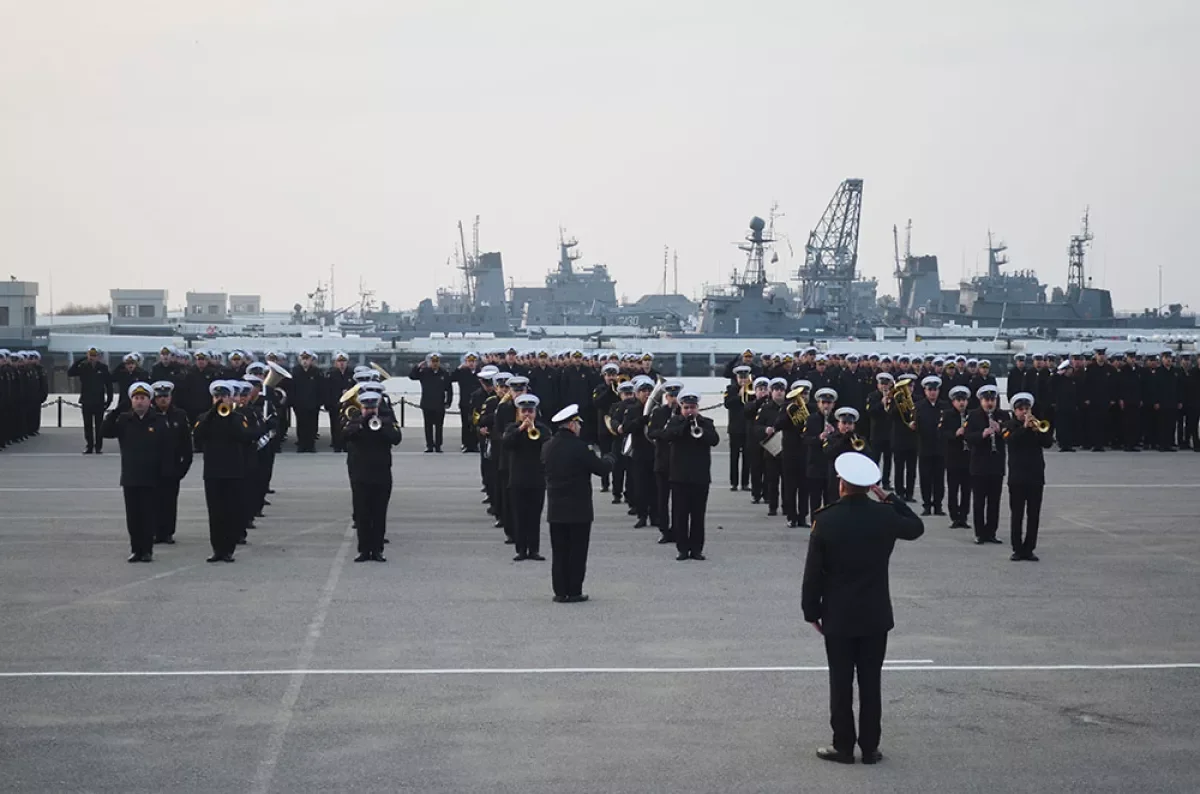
[885,495,926,540]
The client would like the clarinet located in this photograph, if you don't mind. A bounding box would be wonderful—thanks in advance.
[988,410,997,453]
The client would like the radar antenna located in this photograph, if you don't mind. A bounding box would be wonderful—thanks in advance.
[1066,206,1093,299]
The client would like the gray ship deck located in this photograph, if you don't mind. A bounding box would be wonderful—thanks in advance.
[2,430,1198,793]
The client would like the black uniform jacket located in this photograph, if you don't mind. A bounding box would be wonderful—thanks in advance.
[101,409,169,487]
[542,428,614,524]
[289,364,323,411]
[501,420,551,488]
[344,412,402,483]
[866,390,892,447]
[157,406,193,481]
[965,408,1010,477]
[939,407,971,469]
[67,359,113,407]
[408,364,454,412]
[801,493,924,636]
[803,412,835,479]
[193,407,256,480]
[914,398,947,457]
[1003,417,1054,485]
[663,413,719,483]
[645,403,677,474]
[724,384,751,436]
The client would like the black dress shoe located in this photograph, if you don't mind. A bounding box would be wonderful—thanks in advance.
[237,538,248,545]
[127,553,142,563]
[1025,552,1039,562]
[383,538,390,544]
[933,507,945,516]
[371,552,387,562]
[861,749,883,765]
[974,537,986,545]
[161,537,175,545]
[633,518,648,528]
[767,509,777,517]
[689,552,706,561]
[611,495,623,504]
[751,497,762,504]
[434,447,443,453]
[787,519,798,528]
[206,554,222,563]
[657,535,672,544]
[730,485,739,491]
[567,594,589,603]
[1010,552,1023,561]
[553,595,569,603]
[267,489,276,494]
[354,552,371,563]
[503,537,515,544]
[816,747,855,764]
[527,554,545,561]
[920,507,932,516]
[986,536,1003,544]
[627,507,638,516]
[95,449,103,454]
[424,448,433,453]
[83,448,93,455]
[262,500,271,506]
[676,552,689,561]
[493,520,504,528]
[221,554,235,563]
[600,485,609,492]
[140,553,153,562]
[513,553,528,562]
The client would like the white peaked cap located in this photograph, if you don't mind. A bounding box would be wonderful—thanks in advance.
[835,452,881,487]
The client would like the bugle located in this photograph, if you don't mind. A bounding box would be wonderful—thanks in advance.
[216,403,232,418]
[689,417,704,439]
[1032,418,1052,433]
[527,425,541,441]
[850,434,866,452]
[367,415,383,431]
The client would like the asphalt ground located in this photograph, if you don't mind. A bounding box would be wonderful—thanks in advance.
[1,428,1198,793]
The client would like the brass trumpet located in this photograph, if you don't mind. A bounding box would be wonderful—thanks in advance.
[850,434,866,452]
[689,417,704,439]
[216,403,232,418]
[527,425,541,441]
[1031,418,1052,433]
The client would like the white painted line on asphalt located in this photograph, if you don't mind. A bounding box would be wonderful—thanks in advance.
[5,662,1200,679]
[249,521,355,794]
[1059,514,1200,568]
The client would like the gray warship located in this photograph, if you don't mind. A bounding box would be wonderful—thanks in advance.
[895,211,1195,330]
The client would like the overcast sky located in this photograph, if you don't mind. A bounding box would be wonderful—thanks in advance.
[1,1,1196,315]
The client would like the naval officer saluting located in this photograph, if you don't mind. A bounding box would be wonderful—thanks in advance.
[542,404,615,603]
[802,452,924,765]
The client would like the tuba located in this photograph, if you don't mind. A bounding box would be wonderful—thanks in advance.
[893,378,916,426]
[264,361,292,406]
[785,386,809,426]
[369,362,391,380]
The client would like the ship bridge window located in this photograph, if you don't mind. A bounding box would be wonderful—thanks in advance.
[0,306,8,326]
[680,353,714,377]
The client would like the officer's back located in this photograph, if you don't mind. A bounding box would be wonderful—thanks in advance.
[802,494,924,636]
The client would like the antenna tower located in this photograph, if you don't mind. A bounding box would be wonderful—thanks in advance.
[986,231,1009,278]
[1066,206,1093,298]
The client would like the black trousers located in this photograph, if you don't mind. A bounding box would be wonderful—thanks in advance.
[459,408,478,452]
[892,449,916,499]
[549,521,591,597]
[763,454,782,511]
[630,457,655,520]
[1142,405,1157,448]
[81,404,106,451]
[824,632,888,755]
[1121,404,1142,448]
[1184,406,1200,450]
[671,482,709,554]
[497,468,514,539]
[1159,407,1179,450]
[946,466,971,523]
[728,431,748,488]
[610,445,626,498]
[1088,406,1111,449]
[329,409,345,451]
[917,455,945,510]
[423,409,446,450]
[596,435,613,490]
[874,441,893,489]
[352,479,392,554]
[808,476,828,519]
[157,479,181,541]
[204,479,241,555]
[509,485,545,555]
[1008,481,1044,555]
[971,474,1004,539]
[295,408,319,451]
[781,456,807,523]
[1057,407,1079,450]
[655,470,672,535]
[122,486,157,555]
[746,438,764,500]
